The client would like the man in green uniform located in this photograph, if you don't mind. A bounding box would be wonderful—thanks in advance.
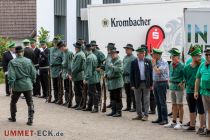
[106,48,124,117]
[186,45,205,65]
[71,42,86,110]
[59,42,74,107]
[50,40,63,104]
[8,46,36,125]
[91,40,106,106]
[122,44,136,112]
[183,47,205,134]
[105,43,116,108]
[164,48,184,129]
[195,47,210,137]
[83,44,99,113]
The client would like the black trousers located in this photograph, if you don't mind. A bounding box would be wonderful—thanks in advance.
[64,79,72,103]
[87,84,98,108]
[124,83,136,109]
[52,77,60,101]
[10,90,34,119]
[40,69,49,97]
[110,88,123,111]
[150,90,156,112]
[74,80,84,106]
[5,75,10,95]
[33,74,41,96]
[96,82,102,103]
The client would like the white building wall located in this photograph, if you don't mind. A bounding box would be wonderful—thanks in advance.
[67,0,77,51]
[36,0,54,41]
[92,0,103,4]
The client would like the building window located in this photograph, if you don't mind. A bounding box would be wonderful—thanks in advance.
[54,0,67,40]
[103,0,120,4]
[77,0,91,42]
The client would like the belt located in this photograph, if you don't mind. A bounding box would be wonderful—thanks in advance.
[170,81,180,84]
[51,64,62,67]
[107,77,120,80]
[39,66,50,69]
[154,81,168,83]
[140,80,146,83]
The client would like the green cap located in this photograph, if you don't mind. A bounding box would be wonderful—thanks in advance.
[110,48,119,54]
[40,40,47,45]
[123,44,134,51]
[168,48,180,56]
[73,42,82,48]
[190,48,202,56]
[90,40,98,46]
[106,43,116,50]
[22,39,30,43]
[30,38,36,44]
[136,46,146,52]
[152,48,163,54]
[8,42,16,48]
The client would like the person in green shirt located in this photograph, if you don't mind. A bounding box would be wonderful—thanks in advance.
[8,46,36,126]
[122,44,136,112]
[106,48,124,117]
[71,41,86,110]
[183,47,205,134]
[91,40,106,106]
[59,42,74,107]
[50,39,63,104]
[82,44,99,113]
[164,48,184,129]
[105,43,116,108]
[195,47,210,137]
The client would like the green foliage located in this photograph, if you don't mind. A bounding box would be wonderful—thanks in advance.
[0,68,5,84]
[0,36,11,62]
[38,27,64,48]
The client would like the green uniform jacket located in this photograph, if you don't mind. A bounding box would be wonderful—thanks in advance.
[62,50,74,79]
[72,50,86,81]
[185,57,205,65]
[8,56,36,92]
[169,62,184,91]
[50,47,63,78]
[183,64,199,94]
[123,54,136,84]
[106,57,124,90]
[93,49,105,80]
[85,52,99,84]
[196,62,210,96]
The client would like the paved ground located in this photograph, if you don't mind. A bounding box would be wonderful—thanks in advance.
[0,84,209,140]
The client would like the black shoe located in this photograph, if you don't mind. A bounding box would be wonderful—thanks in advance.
[129,109,136,112]
[183,121,190,127]
[56,100,63,105]
[122,108,131,111]
[197,128,205,134]
[75,107,82,110]
[26,119,33,126]
[8,117,16,122]
[152,119,161,123]
[106,104,112,108]
[71,105,78,108]
[149,111,156,114]
[63,102,68,106]
[6,94,10,96]
[106,112,116,116]
[67,102,72,108]
[82,107,92,111]
[168,112,172,116]
[183,126,196,132]
[132,116,143,120]
[159,121,168,125]
[91,108,99,113]
[199,129,210,137]
[112,112,122,117]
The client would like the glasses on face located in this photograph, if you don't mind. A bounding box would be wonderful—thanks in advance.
[205,54,210,57]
